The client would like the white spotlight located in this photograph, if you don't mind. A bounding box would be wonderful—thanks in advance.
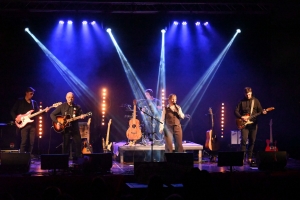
[106,28,111,33]
[237,29,241,33]
[59,20,64,24]
[24,28,29,32]
[161,29,166,33]
[67,20,73,24]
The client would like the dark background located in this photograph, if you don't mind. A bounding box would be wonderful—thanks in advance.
[1,2,300,158]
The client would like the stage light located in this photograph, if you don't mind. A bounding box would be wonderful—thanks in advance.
[106,28,111,33]
[67,20,73,24]
[59,20,64,24]
[173,21,179,25]
[182,21,187,25]
[82,21,87,25]
[91,21,96,25]
[195,22,200,26]
[161,29,166,33]
[237,29,241,33]
[24,28,29,32]
[204,22,209,26]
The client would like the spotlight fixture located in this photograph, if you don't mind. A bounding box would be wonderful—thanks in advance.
[59,20,64,24]
[236,29,241,33]
[173,21,179,25]
[106,28,111,33]
[182,21,187,25]
[67,20,73,24]
[82,21,87,25]
[24,28,29,32]
[204,22,209,26]
[195,22,200,26]
[161,29,166,33]
[91,21,96,25]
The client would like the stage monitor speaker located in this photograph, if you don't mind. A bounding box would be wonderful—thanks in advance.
[164,152,194,168]
[217,151,244,167]
[0,153,31,173]
[82,153,112,173]
[41,154,69,170]
[257,151,287,171]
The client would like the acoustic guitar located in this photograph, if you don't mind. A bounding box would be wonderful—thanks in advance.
[205,107,219,151]
[265,119,278,151]
[53,112,92,133]
[236,107,275,130]
[126,99,142,142]
[82,118,92,154]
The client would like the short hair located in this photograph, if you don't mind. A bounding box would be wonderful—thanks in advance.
[244,87,252,93]
[145,89,153,96]
[26,87,35,93]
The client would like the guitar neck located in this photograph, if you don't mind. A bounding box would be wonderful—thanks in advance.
[29,106,53,118]
[133,104,136,122]
[106,124,111,146]
[67,114,85,123]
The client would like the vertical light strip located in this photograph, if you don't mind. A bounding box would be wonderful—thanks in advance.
[38,102,43,138]
[161,89,166,108]
[102,88,107,126]
[221,103,225,138]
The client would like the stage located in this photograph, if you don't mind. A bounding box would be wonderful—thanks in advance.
[0,150,300,199]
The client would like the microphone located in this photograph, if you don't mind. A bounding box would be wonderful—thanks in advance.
[174,102,178,110]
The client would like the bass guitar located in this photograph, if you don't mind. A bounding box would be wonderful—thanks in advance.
[15,102,62,128]
[236,107,275,130]
[53,112,92,133]
[265,119,278,151]
[103,119,112,153]
[126,99,142,143]
[205,107,220,151]
[82,118,93,154]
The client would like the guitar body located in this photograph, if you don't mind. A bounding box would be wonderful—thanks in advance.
[53,115,70,133]
[15,110,34,128]
[205,130,212,150]
[265,140,278,151]
[82,141,92,154]
[126,119,142,140]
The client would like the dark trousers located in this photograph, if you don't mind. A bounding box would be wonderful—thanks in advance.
[19,124,36,154]
[62,127,82,158]
[241,124,258,159]
[164,124,183,153]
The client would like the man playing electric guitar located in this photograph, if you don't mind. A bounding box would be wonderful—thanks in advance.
[234,87,267,164]
[10,87,50,156]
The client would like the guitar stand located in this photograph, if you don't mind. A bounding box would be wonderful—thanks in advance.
[203,149,217,162]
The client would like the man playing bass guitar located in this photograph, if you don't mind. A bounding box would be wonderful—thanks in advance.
[234,87,267,164]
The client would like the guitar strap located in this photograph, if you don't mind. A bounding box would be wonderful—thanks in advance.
[250,99,254,115]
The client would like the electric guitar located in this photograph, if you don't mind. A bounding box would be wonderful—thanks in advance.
[82,118,93,154]
[236,107,275,129]
[205,107,219,151]
[103,119,112,153]
[53,112,92,133]
[15,102,62,128]
[265,119,278,151]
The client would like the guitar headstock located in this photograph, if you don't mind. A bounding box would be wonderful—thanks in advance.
[53,102,62,107]
[133,99,137,105]
[266,107,275,112]
[108,119,112,126]
[87,118,91,126]
[208,107,213,115]
[85,112,92,117]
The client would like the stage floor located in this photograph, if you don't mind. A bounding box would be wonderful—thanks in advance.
[1,153,299,177]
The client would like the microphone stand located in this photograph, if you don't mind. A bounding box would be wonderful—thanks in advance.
[138,107,163,162]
